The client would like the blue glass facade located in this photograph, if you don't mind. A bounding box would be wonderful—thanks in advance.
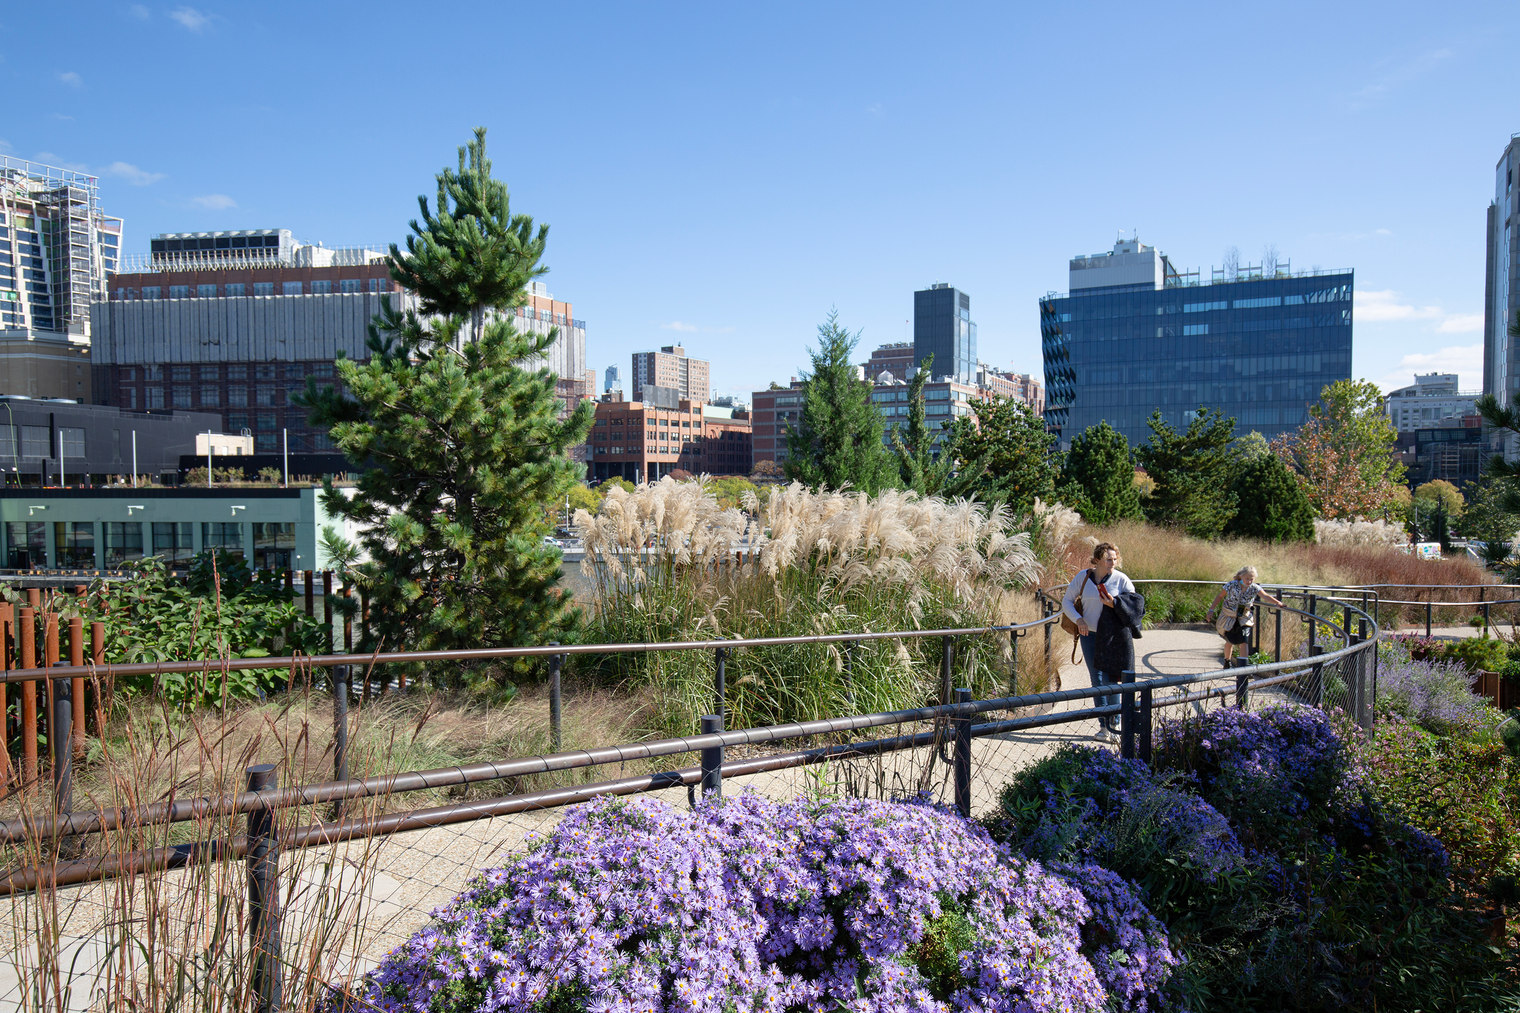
[1040,272,1354,447]
[914,284,976,384]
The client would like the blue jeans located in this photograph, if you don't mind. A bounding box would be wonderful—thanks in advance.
[1079,633,1120,725]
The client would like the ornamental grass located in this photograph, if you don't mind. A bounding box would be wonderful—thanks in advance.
[575,479,1047,735]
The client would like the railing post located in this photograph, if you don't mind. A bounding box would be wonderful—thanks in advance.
[1341,604,1352,642]
[1310,645,1327,708]
[940,635,954,706]
[1274,603,1282,663]
[332,665,349,818]
[1425,600,1433,638]
[304,570,315,620]
[1482,602,1491,635]
[1307,594,1319,653]
[841,639,856,709]
[699,713,723,802]
[246,763,283,1013]
[1235,661,1249,710]
[321,570,334,654]
[1008,628,1022,696]
[1042,595,1053,672]
[0,604,12,792]
[1119,671,1136,760]
[51,666,71,817]
[714,644,727,722]
[549,646,563,753]
[953,687,972,818]
[1138,684,1153,764]
[1347,634,1367,730]
[19,606,36,791]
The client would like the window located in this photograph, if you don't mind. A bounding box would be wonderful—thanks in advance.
[143,365,162,381]
[368,278,385,292]
[172,388,193,408]
[54,522,95,568]
[253,282,274,296]
[197,284,218,298]
[172,366,191,382]
[252,522,294,571]
[142,286,160,299]
[200,387,221,407]
[339,279,361,293]
[5,521,46,568]
[19,425,49,458]
[201,522,244,560]
[256,413,277,432]
[256,364,276,380]
[225,283,246,297]
[169,285,190,299]
[228,386,247,406]
[197,365,219,381]
[227,364,247,380]
[146,387,164,408]
[310,280,331,294]
[1183,324,1209,336]
[122,388,138,409]
[282,282,302,295]
[284,363,306,379]
[255,387,277,406]
[104,522,145,566]
[59,427,84,456]
[147,522,192,563]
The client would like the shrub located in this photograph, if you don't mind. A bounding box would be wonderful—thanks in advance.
[350,793,1179,1012]
[1376,643,1500,736]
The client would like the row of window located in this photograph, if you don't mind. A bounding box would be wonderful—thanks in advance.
[4,521,294,569]
[0,425,85,458]
[123,363,332,382]
[114,279,389,300]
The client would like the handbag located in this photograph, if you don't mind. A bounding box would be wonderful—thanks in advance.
[1214,604,1237,638]
[1059,571,1092,664]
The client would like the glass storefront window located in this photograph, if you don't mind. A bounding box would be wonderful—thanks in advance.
[54,522,95,568]
[201,522,244,560]
[5,521,45,569]
[104,522,145,567]
[252,522,294,572]
[152,522,194,564]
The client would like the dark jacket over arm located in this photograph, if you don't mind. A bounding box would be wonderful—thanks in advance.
[1094,591,1146,675]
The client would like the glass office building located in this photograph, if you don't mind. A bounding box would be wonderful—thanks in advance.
[1040,238,1352,448]
[914,284,976,384]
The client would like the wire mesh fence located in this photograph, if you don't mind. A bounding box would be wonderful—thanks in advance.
[0,589,1382,1012]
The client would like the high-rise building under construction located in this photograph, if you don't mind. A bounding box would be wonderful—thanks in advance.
[0,156,124,399]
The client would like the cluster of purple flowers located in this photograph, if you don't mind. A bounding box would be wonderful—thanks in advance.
[353,793,1180,1012]
[1375,645,1494,736]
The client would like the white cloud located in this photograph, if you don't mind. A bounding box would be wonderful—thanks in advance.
[1355,289,1440,322]
[57,71,83,88]
[189,193,237,210]
[128,3,150,19]
[1350,48,1453,112]
[169,6,209,31]
[661,321,699,332]
[1437,313,1484,334]
[102,161,165,186]
[1375,344,1482,393]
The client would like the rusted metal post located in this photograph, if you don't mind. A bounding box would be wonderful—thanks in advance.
[246,764,283,1013]
[953,688,972,818]
[699,714,723,801]
[89,621,106,737]
[0,604,11,791]
[19,607,37,791]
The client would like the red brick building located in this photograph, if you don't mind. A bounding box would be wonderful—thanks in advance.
[586,395,752,482]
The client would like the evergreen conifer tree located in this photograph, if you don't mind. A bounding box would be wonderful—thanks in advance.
[1135,407,1239,538]
[1226,453,1315,543]
[303,128,593,657]
[1058,422,1142,524]
[889,354,983,496]
[784,312,897,493]
[952,395,1058,512]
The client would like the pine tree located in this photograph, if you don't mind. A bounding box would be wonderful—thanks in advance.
[1135,407,1239,539]
[1226,453,1315,543]
[784,312,897,493]
[1058,422,1141,524]
[889,354,983,496]
[303,128,593,659]
[954,395,1058,512]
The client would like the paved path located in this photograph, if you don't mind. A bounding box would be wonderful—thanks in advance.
[0,621,1372,1007]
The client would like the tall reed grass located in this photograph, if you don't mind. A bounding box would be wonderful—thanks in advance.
[575,478,1049,734]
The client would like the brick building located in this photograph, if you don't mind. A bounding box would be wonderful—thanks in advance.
[700,405,752,475]
[631,344,710,403]
[862,342,917,382]
[750,382,805,467]
[585,394,752,483]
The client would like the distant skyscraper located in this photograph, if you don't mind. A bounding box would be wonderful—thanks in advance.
[0,155,123,398]
[605,364,622,393]
[631,344,710,403]
[1485,134,1520,423]
[913,284,976,384]
[1040,237,1353,447]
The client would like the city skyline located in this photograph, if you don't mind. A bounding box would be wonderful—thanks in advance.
[4,2,1517,401]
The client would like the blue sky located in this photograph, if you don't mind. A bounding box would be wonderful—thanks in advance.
[6,1,1517,400]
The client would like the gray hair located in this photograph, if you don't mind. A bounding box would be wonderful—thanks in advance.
[1234,565,1258,581]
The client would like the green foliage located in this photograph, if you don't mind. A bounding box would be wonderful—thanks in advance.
[1135,407,1238,539]
[1413,479,1464,519]
[1276,379,1405,520]
[181,465,246,487]
[301,129,592,663]
[708,476,760,511]
[889,354,984,498]
[953,395,1058,512]
[1457,476,1518,566]
[1442,635,1509,674]
[1225,452,1315,543]
[86,555,324,707]
[783,311,897,494]
[1057,421,1141,524]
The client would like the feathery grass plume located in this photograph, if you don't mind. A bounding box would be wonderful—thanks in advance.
[576,478,1043,734]
[1315,517,1408,549]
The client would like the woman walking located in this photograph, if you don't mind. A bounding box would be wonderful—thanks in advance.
[1061,542,1145,737]
[1206,565,1284,664]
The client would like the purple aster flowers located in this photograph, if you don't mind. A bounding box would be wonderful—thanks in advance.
[350,792,1181,1012]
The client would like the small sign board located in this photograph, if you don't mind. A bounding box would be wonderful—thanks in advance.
[1415,542,1441,560]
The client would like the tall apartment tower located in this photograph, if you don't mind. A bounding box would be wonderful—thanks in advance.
[1485,135,1520,421]
[913,284,976,384]
[1040,237,1353,447]
[631,344,710,403]
[605,364,622,394]
[0,156,124,399]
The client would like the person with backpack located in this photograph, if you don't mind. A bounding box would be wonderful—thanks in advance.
[1061,541,1142,737]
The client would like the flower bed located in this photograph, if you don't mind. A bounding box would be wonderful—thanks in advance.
[351,794,1177,1012]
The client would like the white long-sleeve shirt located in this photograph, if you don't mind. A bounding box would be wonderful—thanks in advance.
[1061,567,1137,630]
